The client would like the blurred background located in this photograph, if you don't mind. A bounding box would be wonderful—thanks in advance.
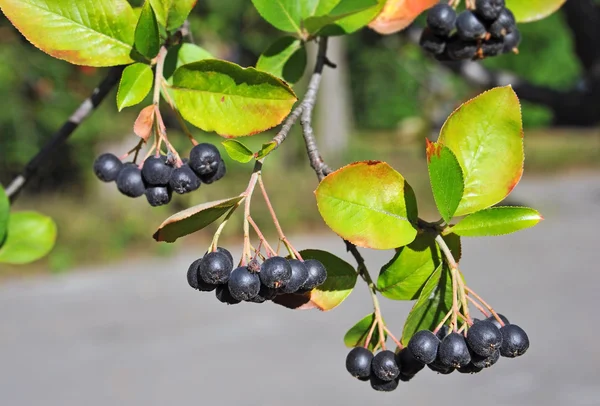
[1,1,599,405]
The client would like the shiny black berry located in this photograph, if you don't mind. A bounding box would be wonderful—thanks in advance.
[446,36,478,60]
[93,153,123,182]
[467,320,503,357]
[420,28,447,55]
[500,324,529,357]
[189,143,221,175]
[427,4,457,37]
[198,251,233,285]
[228,266,260,301]
[482,38,505,57]
[215,284,241,305]
[371,350,400,381]
[248,284,278,303]
[489,8,516,38]
[204,247,234,268]
[281,259,309,294]
[300,259,327,290]
[396,348,425,376]
[346,347,373,379]
[370,375,399,392]
[407,330,440,364]
[439,332,471,368]
[187,259,218,292]
[456,11,487,40]
[145,185,172,206]
[169,164,201,194]
[142,155,173,185]
[471,349,500,368]
[428,358,454,374]
[199,159,226,184]
[486,314,510,329]
[436,325,450,340]
[458,362,483,374]
[116,164,146,198]
[260,256,292,288]
[475,0,505,21]
[502,29,521,54]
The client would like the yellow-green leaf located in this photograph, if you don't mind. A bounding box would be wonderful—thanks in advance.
[134,0,160,59]
[149,0,196,32]
[256,36,307,84]
[445,206,543,237]
[506,0,566,23]
[0,0,137,66]
[0,211,57,265]
[117,63,154,111]
[222,140,254,164]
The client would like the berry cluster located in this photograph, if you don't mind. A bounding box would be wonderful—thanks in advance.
[187,248,328,305]
[420,0,521,61]
[93,143,225,207]
[346,314,529,392]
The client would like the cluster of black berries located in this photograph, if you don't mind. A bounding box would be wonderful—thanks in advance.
[93,143,226,207]
[187,248,328,305]
[420,0,521,61]
[346,315,529,392]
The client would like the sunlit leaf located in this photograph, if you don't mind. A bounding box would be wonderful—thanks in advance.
[117,63,154,111]
[426,140,464,222]
[316,161,418,250]
[255,142,278,159]
[256,36,307,84]
[0,211,57,265]
[506,0,566,23]
[149,0,197,32]
[164,43,214,80]
[445,206,543,237]
[250,0,315,35]
[344,313,386,351]
[134,0,160,59]
[222,140,254,164]
[303,0,380,36]
[369,0,438,34]
[0,0,137,66]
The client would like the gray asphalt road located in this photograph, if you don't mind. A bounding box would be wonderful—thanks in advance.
[1,172,600,406]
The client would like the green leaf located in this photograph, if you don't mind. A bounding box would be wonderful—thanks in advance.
[149,0,196,32]
[256,36,307,84]
[134,0,160,59]
[401,263,453,346]
[301,249,357,311]
[506,0,566,23]
[315,161,418,250]
[446,206,543,237]
[303,0,380,35]
[0,0,137,67]
[0,211,57,265]
[250,0,317,35]
[426,141,464,222]
[437,86,524,217]
[0,186,9,244]
[153,196,244,243]
[171,60,297,137]
[116,63,154,111]
[255,142,278,159]
[164,43,214,80]
[344,313,386,351]
[222,140,254,164]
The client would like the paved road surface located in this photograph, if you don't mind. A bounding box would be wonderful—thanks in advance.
[1,173,599,406]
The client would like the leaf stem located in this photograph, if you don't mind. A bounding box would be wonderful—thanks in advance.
[433,308,454,334]
[383,326,404,350]
[242,161,262,264]
[247,216,277,257]
[153,46,168,107]
[210,201,243,254]
[364,318,378,349]
[464,286,505,327]
[466,294,490,317]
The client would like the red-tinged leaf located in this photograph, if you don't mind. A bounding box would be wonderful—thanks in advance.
[133,105,155,142]
[368,0,438,34]
[153,196,244,242]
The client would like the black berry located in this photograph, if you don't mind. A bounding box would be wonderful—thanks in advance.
[489,8,516,38]
[456,11,487,40]
[300,259,327,290]
[187,258,218,291]
[458,362,483,374]
[439,332,471,368]
[189,143,221,175]
[260,256,292,288]
[281,259,309,294]
[93,153,123,182]
[199,159,226,184]
[370,375,398,392]
[228,266,261,301]
[502,29,521,54]
[170,164,201,194]
[436,325,450,340]
[248,284,278,303]
[482,38,505,57]
[467,320,503,357]
[500,324,529,357]
[486,314,510,330]
[427,3,457,37]
[346,347,373,379]
[396,348,425,376]
[371,350,400,381]
[420,28,447,55]
[215,284,241,305]
[471,349,500,368]
[145,185,172,206]
[428,359,454,374]
[198,251,233,285]
[446,36,478,60]
[142,155,173,185]
[407,330,440,364]
[475,0,505,21]
[116,163,146,198]
[205,247,234,267]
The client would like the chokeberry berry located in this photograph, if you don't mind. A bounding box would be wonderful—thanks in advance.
[93,153,123,182]
[489,8,516,38]
[228,266,261,301]
[198,251,233,285]
[458,362,483,374]
[370,375,399,392]
[446,36,478,60]
[281,259,309,294]
[396,348,425,376]
[116,163,146,198]
[346,347,373,379]
[397,373,414,382]
[439,332,471,368]
[475,0,505,21]
[471,349,500,368]
[428,359,454,374]
[145,185,172,206]
[502,29,521,54]
[187,259,218,292]
[456,11,487,40]
[199,159,226,184]
[300,259,327,290]
[169,164,201,194]
[371,350,400,382]
[467,320,503,357]
[215,284,241,305]
[427,4,457,37]
[260,256,292,288]
[408,330,440,364]
[500,324,529,358]
[482,38,505,57]
[436,325,450,340]
[420,28,447,55]
[142,156,173,185]
[189,143,221,176]
[486,314,510,330]
[248,284,278,303]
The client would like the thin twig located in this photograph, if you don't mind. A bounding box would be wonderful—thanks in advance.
[247,216,277,256]
[383,326,404,350]
[466,294,490,318]
[364,318,378,349]
[465,286,505,327]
